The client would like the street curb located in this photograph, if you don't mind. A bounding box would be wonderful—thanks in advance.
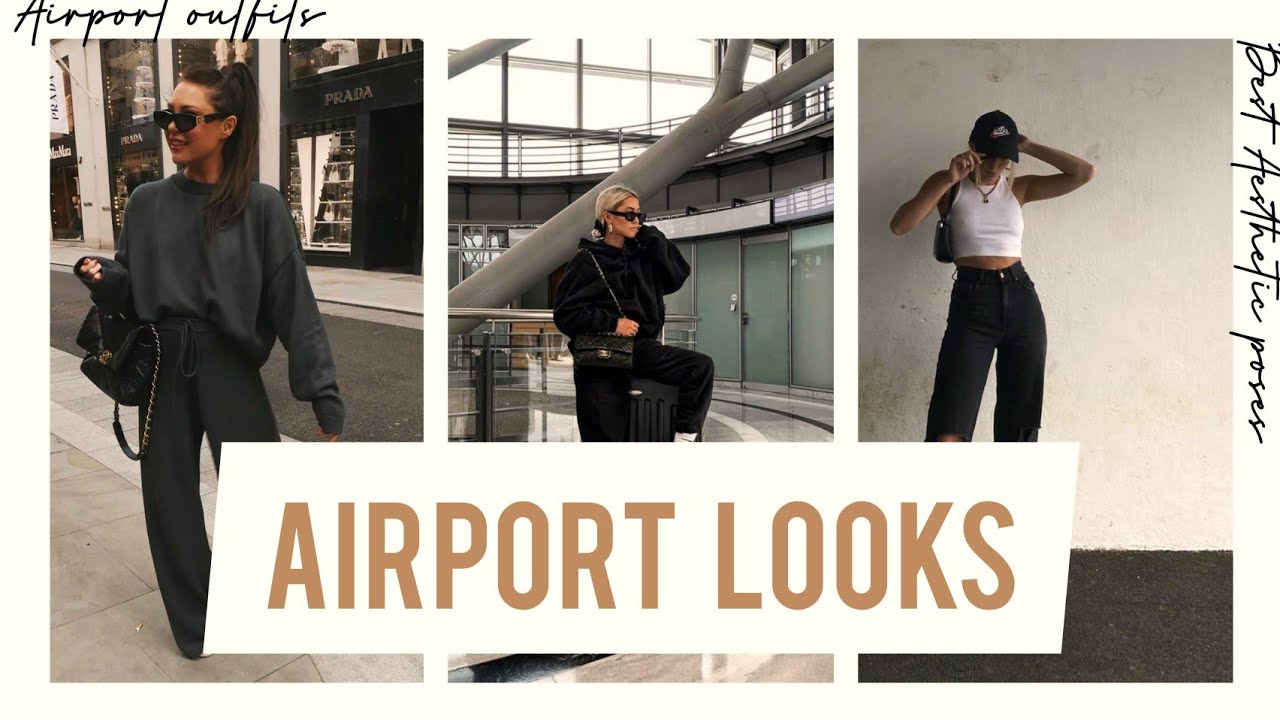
[51,260,423,318]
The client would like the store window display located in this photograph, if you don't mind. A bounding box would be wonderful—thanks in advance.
[50,54,82,241]
[287,118,357,252]
[103,40,158,127]
[287,39,420,85]
[175,39,257,77]
[102,39,164,244]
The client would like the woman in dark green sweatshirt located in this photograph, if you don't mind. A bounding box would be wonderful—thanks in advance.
[76,62,343,660]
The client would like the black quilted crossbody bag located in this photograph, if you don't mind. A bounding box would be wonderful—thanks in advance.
[572,249,634,370]
[76,304,161,460]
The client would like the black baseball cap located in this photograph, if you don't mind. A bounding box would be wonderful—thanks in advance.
[970,110,1019,162]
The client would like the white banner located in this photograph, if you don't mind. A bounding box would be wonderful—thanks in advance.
[205,442,1077,674]
[1232,38,1280,689]
[48,54,68,137]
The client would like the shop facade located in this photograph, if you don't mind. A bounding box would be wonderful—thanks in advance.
[280,40,424,273]
[49,52,81,241]
[50,39,423,276]
[99,39,165,244]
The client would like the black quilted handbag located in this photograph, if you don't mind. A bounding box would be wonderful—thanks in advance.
[76,304,161,460]
[572,249,633,370]
[933,182,960,263]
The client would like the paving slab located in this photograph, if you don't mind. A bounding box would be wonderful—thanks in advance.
[106,592,300,682]
[50,610,171,682]
[310,654,425,683]
[50,469,145,537]
[259,656,323,682]
[50,448,105,481]
[85,512,157,590]
[50,531,151,628]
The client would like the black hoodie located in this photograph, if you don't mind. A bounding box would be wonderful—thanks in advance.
[553,224,690,342]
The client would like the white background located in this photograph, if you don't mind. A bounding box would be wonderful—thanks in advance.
[5,0,1275,716]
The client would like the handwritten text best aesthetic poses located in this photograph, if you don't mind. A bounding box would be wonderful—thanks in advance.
[13,0,326,45]
[1233,40,1280,444]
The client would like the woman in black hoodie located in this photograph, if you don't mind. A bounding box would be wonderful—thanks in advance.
[553,185,715,442]
[75,63,343,659]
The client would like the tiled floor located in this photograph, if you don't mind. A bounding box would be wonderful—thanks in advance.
[450,369,834,442]
[48,347,423,683]
[447,653,834,683]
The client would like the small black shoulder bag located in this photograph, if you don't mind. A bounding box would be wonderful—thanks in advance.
[76,304,161,460]
[933,182,961,263]
[571,249,634,370]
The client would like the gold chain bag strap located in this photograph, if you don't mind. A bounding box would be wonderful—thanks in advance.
[572,249,634,370]
[111,324,160,461]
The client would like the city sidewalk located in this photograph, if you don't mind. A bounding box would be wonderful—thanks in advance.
[50,245,423,317]
[49,346,423,682]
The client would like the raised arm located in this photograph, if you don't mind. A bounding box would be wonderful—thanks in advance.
[76,192,135,314]
[1013,135,1097,204]
[889,150,982,235]
[637,224,690,294]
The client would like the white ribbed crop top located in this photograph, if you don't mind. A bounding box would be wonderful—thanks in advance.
[947,175,1024,259]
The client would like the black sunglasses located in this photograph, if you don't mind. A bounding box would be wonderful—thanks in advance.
[153,109,231,133]
[606,209,647,223]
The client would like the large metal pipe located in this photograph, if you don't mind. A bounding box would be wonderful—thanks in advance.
[448,41,834,335]
[449,39,528,79]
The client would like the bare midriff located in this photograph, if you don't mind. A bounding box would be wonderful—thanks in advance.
[954,256,1020,270]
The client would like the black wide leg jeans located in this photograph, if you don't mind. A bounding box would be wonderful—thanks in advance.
[925,261,1047,442]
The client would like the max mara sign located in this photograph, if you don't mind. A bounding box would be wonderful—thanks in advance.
[324,85,373,106]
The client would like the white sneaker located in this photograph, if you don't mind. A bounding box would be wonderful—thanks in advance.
[199,652,213,658]
[674,432,698,442]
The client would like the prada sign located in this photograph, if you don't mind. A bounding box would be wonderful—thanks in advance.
[120,132,145,147]
[324,85,373,106]
[282,59,421,123]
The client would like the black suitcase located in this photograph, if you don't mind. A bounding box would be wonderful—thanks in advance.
[626,378,678,442]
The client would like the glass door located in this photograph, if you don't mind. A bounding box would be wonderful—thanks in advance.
[742,235,790,391]
[693,237,741,380]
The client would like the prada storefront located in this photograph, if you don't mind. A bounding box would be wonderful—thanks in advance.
[101,39,164,244]
[281,40,424,273]
[51,54,81,241]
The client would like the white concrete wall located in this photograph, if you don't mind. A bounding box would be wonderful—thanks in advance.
[857,40,1231,550]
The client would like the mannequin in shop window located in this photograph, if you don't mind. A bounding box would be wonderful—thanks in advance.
[74,62,344,661]
[313,182,337,243]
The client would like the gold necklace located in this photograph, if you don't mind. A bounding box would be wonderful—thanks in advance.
[976,174,1000,203]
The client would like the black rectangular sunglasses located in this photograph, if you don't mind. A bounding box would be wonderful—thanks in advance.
[153,109,230,133]
[606,209,647,223]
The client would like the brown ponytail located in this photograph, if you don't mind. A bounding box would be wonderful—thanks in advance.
[179,62,262,242]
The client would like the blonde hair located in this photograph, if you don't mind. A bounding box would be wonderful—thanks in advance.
[592,185,639,240]
[970,160,1017,187]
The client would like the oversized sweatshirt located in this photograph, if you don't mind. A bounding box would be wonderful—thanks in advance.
[78,171,344,434]
[553,224,690,343]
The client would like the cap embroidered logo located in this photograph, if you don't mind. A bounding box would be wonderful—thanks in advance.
[990,125,1010,138]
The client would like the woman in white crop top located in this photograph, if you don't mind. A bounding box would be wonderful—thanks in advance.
[889,110,1096,442]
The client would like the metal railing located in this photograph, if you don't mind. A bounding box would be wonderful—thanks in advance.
[449,85,833,178]
[448,309,699,441]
